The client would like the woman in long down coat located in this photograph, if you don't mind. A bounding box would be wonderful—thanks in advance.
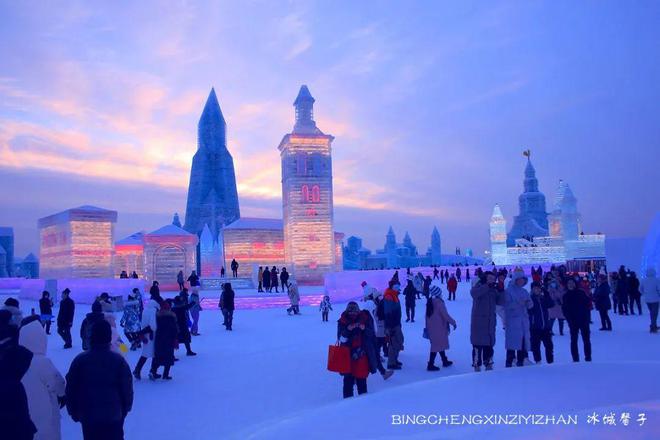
[151,301,178,380]
[173,295,196,356]
[425,285,457,370]
[503,269,534,367]
[336,302,370,398]
[133,298,160,380]
[19,318,66,440]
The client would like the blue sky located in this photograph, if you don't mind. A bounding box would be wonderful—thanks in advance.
[1,1,659,258]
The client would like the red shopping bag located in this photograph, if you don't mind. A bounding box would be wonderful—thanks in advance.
[327,344,351,374]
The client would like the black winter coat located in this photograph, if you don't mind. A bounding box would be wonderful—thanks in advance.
[562,288,591,326]
[403,284,417,306]
[263,270,271,288]
[0,342,37,439]
[80,312,105,351]
[39,297,53,315]
[221,289,235,311]
[65,344,133,424]
[529,293,554,331]
[593,283,612,311]
[154,311,178,367]
[57,297,75,326]
[173,304,192,344]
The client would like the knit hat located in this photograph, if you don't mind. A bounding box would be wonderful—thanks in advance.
[90,319,112,346]
[429,284,443,298]
[4,297,18,308]
[62,288,71,295]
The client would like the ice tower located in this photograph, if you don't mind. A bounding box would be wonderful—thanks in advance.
[506,153,549,246]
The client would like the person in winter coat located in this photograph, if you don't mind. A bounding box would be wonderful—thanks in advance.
[403,279,417,322]
[187,271,200,294]
[149,281,161,302]
[547,278,566,336]
[466,268,471,283]
[19,319,66,440]
[456,267,462,282]
[358,308,394,381]
[640,267,660,333]
[610,272,619,314]
[528,282,554,364]
[57,288,75,349]
[447,275,458,301]
[615,273,629,315]
[176,270,185,291]
[562,278,592,362]
[131,271,138,279]
[425,285,456,371]
[363,286,387,357]
[280,267,290,292]
[189,290,203,335]
[231,258,239,277]
[628,272,642,315]
[336,302,370,398]
[413,272,424,299]
[270,266,279,293]
[503,269,533,367]
[423,276,432,298]
[257,267,264,292]
[66,320,133,439]
[383,281,404,370]
[470,272,500,371]
[593,274,613,331]
[286,281,301,315]
[150,301,178,380]
[133,297,160,380]
[320,294,333,321]
[120,292,142,350]
[80,302,105,351]
[433,267,439,280]
[263,267,271,292]
[220,283,235,331]
[173,294,196,356]
[38,291,54,335]
[0,309,37,440]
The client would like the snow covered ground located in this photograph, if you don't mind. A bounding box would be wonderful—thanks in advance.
[6,282,659,439]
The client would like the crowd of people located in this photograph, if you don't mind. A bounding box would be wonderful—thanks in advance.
[332,263,660,399]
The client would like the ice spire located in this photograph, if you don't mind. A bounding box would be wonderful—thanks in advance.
[198,88,227,151]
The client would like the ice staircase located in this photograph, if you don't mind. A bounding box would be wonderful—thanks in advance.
[201,277,254,290]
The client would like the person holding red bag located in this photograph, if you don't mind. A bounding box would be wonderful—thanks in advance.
[336,302,370,398]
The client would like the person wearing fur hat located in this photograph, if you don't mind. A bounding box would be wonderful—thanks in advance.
[593,274,613,331]
[383,280,404,370]
[79,302,105,351]
[641,267,660,333]
[336,302,370,398]
[403,279,417,322]
[503,268,534,367]
[470,271,501,371]
[562,278,592,362]
[57,288,75,349]
[286,280,301,315]
[528,282,555,364]
[66,319,133,439]
[0,309,37,440]
[425,285,456,371]
[19,319,66,440]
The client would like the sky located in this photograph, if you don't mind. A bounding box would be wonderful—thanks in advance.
[1,0,659,258]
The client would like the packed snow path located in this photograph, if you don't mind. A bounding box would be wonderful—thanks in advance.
[13,282,658,439]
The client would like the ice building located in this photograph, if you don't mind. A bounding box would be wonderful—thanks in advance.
[143,224,198,290]
[0,227,14,277]
[114,231,145,277]
[641,212,660,276]
[38,206,117,279]
[489,156,605,271]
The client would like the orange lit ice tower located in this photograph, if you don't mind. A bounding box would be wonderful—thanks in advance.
[278,85,335,284]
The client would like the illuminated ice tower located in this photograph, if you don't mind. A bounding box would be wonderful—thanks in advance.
[490,204,508,265]
[506,151,549,246]
[184,88,240,240]
[278,85,335,284]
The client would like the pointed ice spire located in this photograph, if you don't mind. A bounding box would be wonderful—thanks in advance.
[523,156,539,193]
[403,231,412,245]
[491,204,505,220]
[292,85,320,134]
[200,224,213,245]
[172,213,182,228]
[198,87,227,151]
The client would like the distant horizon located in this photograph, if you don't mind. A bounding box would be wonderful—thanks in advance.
[2,1,659,258]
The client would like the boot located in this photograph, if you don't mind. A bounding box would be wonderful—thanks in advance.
[132,370,141,380]
[442,360,453,367]
[186,351,197,356]
[427,362,440,371]
[474,365,481,372]
[485,364,494,371]
[149,371,161,380]
[382,370,394,380]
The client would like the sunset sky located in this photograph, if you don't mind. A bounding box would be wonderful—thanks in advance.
[1,1,659,258]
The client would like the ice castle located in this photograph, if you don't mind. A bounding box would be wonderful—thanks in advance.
[489,153,606,271]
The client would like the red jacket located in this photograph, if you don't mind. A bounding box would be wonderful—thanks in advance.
[447,277,458,293]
